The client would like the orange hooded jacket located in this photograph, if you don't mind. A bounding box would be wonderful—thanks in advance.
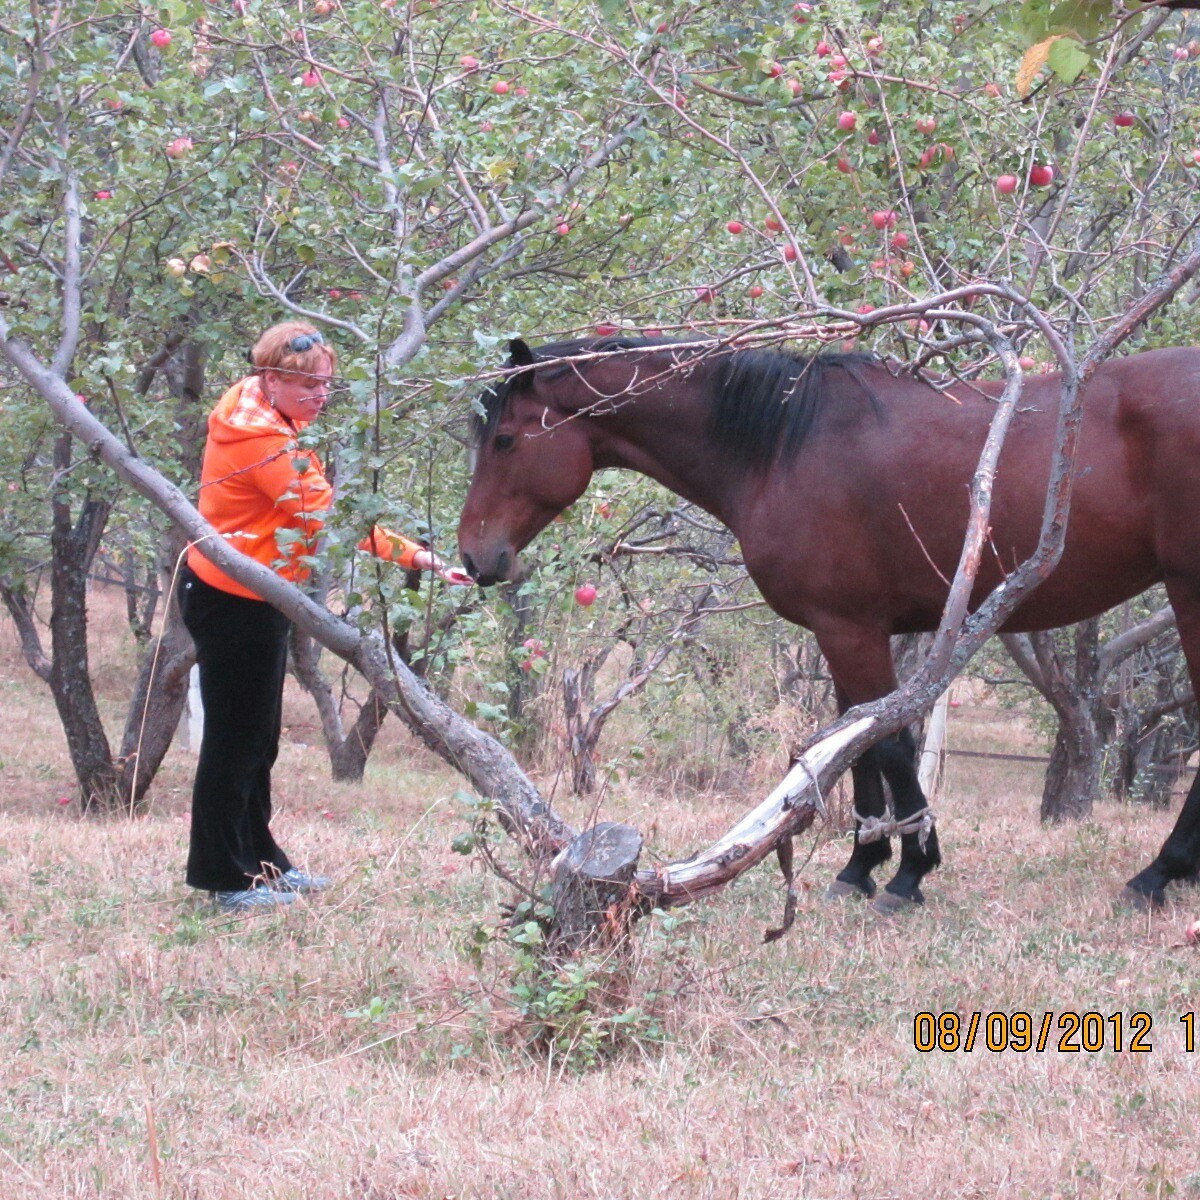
[187,375,424,599]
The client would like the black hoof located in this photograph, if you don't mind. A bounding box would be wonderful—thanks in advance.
[1118,884,1163,912]
[872,886,924,916]
[826,878,873,901]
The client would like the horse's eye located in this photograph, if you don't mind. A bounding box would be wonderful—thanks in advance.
[494,434,515,452]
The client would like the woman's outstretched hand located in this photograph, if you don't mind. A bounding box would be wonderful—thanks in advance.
[437,564,474,587]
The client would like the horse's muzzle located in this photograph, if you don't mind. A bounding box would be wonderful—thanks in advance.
[462,548,511,587]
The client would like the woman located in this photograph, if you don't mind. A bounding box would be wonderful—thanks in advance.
[180,321,470,911]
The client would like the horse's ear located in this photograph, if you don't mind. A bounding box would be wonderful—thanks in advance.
[508,338,536,390]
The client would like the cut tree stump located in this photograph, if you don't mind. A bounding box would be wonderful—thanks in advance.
[547,822,643,957]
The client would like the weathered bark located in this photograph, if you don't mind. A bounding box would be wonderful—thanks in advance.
[113,531,159,645]
[1041,710,1103,822]
[48,432,121,811]
[290,625,389,782]
[1003,605,1191,821]
[115,531,196,808]
[547,822,643,958]
[0,579,52,682]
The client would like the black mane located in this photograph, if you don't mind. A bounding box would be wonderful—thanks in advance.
[710,346,879,467]
[471,336,879,468]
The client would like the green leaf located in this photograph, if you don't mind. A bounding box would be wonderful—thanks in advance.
[1046,35,1089,84]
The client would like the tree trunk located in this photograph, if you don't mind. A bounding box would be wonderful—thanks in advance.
[290,624,390,782]
[48,435,121,811]
[115,530,195,808]
[1041,703,1102,822]
[547,821,643,958]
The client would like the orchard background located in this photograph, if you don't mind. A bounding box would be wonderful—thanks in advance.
[4,1,1200,1196]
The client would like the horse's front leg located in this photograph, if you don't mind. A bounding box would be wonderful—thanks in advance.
[827,685,891,899]
[819,627,941,908]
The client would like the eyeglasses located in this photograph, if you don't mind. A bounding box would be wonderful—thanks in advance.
[288,332,325,352]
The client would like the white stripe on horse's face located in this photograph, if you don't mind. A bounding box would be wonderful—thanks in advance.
[467,444,478,475]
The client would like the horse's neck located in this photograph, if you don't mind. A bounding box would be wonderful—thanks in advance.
[588,386,747,525]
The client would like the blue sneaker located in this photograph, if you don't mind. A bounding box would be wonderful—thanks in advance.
[271,868,331,894]
[212,887,299,912]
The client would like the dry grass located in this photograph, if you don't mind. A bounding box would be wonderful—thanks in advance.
[3,590,1200,1199]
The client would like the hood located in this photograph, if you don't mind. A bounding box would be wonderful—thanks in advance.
[207,375,309,444]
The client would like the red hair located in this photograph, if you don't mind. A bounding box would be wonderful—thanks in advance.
[251,321,336,375]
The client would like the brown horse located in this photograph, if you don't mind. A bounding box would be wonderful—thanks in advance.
[457,335,1200,909]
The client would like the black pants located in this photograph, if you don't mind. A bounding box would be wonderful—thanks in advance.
[179,567,294,891]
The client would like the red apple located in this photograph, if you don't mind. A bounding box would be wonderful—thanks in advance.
[93,189,112,200]
[815,40,831,57]
[516,86,529,97]
[595,322,618,336]
[871,209,896,230]
[328,288,342,300]
[459,55,480,71]
[866,36,883,56]
[836,156,852,174]
[695,286,715,302]
[891,230,909,249]
[837,111,857,132]
[150,29,172,49]
[983,82,1001,98]
[782,243,798,262]
[726,220,744,234]
[347,290,363,300]
[642,327,663,337]
[915,116,936,135]
[830,53,848,68]
[1174,46,1189,60]
[1017,355,1036,371]
[301,69,321,87]
[1029,164,1054,187]
[493,80,510,95]
[1113,112,1135,128]
[866,129,881,146]
[767,61,784,78]
[574,584,597,607]
[786,78,802,97]
[556,222,570,236]
[336,115,351,129]
[856,303,874,315]
[314,0,334,13]
[995,173,1018,194]
[764,217,783,232]
[165,136,193,159]
[748,284,764,298]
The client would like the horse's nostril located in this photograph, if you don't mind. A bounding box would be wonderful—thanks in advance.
[496,549,511,579]
[462,552,477,579]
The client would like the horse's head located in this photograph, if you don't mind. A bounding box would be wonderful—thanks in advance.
[458,338,597,585]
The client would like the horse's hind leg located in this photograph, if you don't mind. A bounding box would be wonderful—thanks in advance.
[1125,578,1200,906]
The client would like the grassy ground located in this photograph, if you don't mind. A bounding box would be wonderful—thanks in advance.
[2,589,1200,1199]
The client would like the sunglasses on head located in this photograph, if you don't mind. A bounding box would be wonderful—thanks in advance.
[288,331,325,352]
